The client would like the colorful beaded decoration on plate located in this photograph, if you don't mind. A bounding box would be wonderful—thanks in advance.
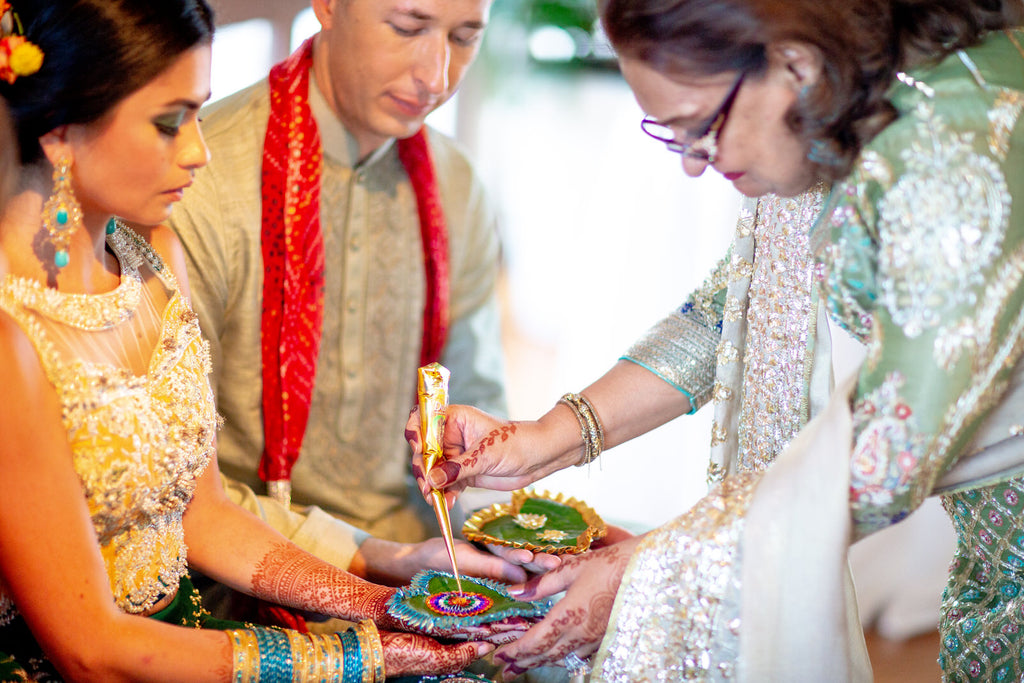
[386,570,551,633]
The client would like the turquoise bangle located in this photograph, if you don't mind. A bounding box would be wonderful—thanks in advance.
[340,628,362,683]
[254,627,291,682]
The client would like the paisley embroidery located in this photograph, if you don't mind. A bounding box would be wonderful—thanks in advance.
[878,102,1010,338]
[850,372,929,532]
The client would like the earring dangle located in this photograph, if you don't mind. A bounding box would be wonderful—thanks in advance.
[807,138,842,166]
[41,156,82,268]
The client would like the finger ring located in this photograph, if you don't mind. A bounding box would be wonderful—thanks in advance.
[563,651,591,677]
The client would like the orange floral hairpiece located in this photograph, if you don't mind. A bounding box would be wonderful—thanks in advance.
[0,1,43,85]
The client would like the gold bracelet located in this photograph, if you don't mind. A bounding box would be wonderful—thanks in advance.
[286,630,308,683]
[356,619,386,683]
[225,629,258,683]
[574,392,605,462]
[558,392,605,466]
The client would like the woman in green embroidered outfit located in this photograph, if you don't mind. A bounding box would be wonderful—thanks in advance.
[410,0,1024,679]
[0,1,524,681]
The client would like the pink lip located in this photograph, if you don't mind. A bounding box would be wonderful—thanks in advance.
[389,94,433,119]
[723,172,744,181]
[165,181,192,195]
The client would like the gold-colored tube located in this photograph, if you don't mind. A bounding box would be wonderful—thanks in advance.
[417,362,463,594]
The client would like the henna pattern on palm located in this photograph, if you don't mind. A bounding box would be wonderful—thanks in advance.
[380,631,483,676]
[251,541,393,621]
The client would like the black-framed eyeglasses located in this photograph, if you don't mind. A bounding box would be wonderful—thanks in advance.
[640,72,745,163]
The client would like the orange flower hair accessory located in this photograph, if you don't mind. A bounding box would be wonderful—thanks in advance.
[0,1,43,85]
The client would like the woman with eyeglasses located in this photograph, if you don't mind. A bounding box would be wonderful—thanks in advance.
[407,0,1024,679]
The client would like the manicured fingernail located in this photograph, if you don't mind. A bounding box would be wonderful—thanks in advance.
[428,468,447,488]
[477,643,495,656]
[512,550,534,563]
[508,583,532,599]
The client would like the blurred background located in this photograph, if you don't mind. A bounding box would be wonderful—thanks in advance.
[207,0,742,532]
[205,1,950,677]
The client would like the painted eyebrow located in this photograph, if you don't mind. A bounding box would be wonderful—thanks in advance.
[657,112,708,131]
[161,93,212,110]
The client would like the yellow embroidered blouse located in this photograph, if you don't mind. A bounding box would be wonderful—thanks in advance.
[0,225,215,621]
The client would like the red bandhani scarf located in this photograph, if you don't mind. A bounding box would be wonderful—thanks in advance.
[259,38,450,504]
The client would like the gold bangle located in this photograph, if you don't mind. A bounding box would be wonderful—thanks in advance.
[574,392,605,460]
[225,629,258,683]
[357,619,386,683]
[285,630,307,683]
[558,392,605,466]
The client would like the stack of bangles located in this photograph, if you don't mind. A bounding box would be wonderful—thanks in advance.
[558,392,605,467]
[225,618,385,683]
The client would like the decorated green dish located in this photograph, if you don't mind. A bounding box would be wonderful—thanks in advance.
[389,674,494,683]
[386,570,551,633]
[462,489,607,555]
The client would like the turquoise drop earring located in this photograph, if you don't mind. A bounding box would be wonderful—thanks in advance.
[41,156,83,268]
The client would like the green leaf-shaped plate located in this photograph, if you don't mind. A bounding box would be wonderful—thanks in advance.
[462,489,607,555]
[386,570,550,633]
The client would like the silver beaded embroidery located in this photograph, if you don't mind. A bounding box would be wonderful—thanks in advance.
[733,191,823,474]
[605,188,826,678]
[595,474,756,682]
[623,253,731,412]
[0,226,216,620]
[988,89,1024,159]
[878,102,1009,338]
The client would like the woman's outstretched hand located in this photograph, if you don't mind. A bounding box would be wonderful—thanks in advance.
[490,534,644,677]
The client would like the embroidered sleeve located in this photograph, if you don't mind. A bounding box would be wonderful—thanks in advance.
[622,249,731,412]
[822,92,1024,538]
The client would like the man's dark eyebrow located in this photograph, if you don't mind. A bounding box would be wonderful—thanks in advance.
[401,9,433,20]
[396,8,486,29]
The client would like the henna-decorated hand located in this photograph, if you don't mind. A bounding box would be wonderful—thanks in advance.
[491,535,644,678]
[405,405,570,502]
[251,541,395,622]
[431,615,536,645]
[380,631,494,677]
[357,536,533,586]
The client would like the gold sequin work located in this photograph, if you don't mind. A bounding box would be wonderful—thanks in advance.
[609,185,828,677]
[596,474,756,681]
[734,190,824,474]
[0,225,215,620]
